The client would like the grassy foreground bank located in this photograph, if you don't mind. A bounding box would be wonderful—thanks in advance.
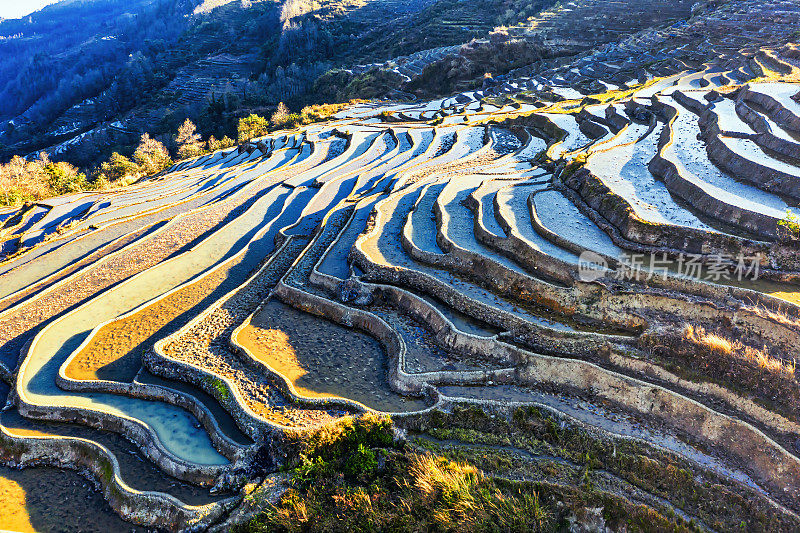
[235,414,693,533]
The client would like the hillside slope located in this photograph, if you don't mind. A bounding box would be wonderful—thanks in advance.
[0,0,693,168]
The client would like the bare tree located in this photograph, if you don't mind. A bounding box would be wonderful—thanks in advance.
[134,133,173,175]
[271,102,291,127]
[175,119,203,159]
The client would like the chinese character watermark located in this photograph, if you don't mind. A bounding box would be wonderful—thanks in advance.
[578,251,762,283]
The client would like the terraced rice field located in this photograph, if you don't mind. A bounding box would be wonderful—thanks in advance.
[3,48,800,531]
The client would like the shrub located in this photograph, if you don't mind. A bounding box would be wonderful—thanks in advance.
[97,152,139,183]
[270,102,291,127]
[299,101,365,122]
[270,102,309,131]
[288,412,394,463]
[272,112,303,130]
[44,161,88,195]
[778,209,800,237]
[0,155,50,205]
[0,128,175,207]
[238,414,556,533]
[208,135,236,152]
[238,114,270,142]
[342,443,378,478]
[0,153,100,205]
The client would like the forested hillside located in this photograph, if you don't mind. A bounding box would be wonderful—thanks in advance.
[0,0,199,130]
[0,0,556,171]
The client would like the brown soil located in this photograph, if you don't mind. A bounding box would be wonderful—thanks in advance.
[65,266,231,382]
[236,300,428,412]
[160,240,349,428]
[0,173,272,370]
[0,225,150,315]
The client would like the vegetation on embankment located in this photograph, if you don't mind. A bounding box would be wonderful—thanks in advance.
[234,413,696,532]
[412,404,796,532]
[310,70,405,106]
[0,133,173,207]
[237,100,365,142]
[0,95,360,208]
[640,323,800,421]
[406,32,551,99]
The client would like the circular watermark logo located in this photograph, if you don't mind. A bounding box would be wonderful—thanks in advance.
[577,250,608,282]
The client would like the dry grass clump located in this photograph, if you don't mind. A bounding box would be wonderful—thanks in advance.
[747,302,800,329]
[406,455,483,525]
[682,324,732,355]
[641,323,800,417]
[682,324,796,378]
[239,414,553,533]
[403,455,550,531]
